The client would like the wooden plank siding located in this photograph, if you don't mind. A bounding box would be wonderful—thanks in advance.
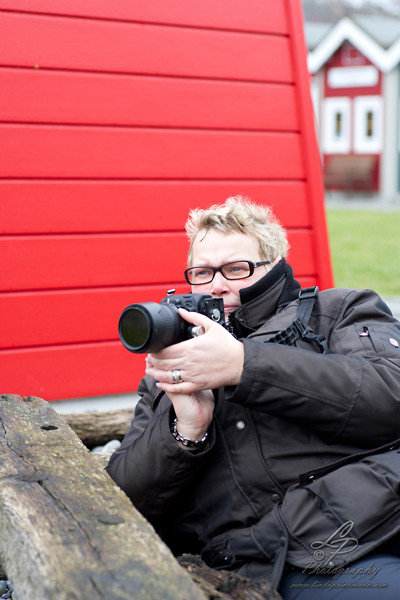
[1,127,304,179]
[0,182,311,233]
[0,12,292,82]
[0,1,333,401]
[0,69,299,130]
[0,0,288,34]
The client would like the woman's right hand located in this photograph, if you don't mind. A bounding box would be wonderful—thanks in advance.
[167,388,215,444]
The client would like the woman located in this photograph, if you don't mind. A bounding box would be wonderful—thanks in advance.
[108,196,400,598]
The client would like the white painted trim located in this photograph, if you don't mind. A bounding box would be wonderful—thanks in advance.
[322,97,352,154]
[381,70,400,204]
[308,17,400,74]
[327,65,379,88]
[311,78,320,127]
[386,37,400,73]
[353,96,382,153]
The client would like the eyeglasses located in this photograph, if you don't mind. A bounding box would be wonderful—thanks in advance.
[184,260,272,285]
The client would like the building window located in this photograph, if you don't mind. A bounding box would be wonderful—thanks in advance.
[354,96,382,153]
[366,111,374,137]
[322,97,351,154]
[334,112,343,137]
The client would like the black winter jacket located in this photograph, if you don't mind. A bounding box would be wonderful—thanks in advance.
[107,260,400,587]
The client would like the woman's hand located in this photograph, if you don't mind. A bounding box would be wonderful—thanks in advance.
[145,309,244,444]
[145,308,244,395]
[165,389,215,444]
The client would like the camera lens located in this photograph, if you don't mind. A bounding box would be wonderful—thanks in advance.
[118,302,183,353]
[119,306,150,351]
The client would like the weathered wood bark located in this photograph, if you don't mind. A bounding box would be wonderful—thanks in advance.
[0,395,205,600]
[62,407,134,447]
[178,555,282,600]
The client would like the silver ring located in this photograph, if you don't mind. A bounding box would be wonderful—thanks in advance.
[171,369,183,384]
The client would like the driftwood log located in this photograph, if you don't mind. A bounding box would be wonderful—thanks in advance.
[0,395,281,600]
[62,407,134,448]
[0,395,204,600]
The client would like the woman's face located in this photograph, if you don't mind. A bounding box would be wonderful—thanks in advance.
[190,229,272,318]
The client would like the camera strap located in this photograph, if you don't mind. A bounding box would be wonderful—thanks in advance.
[267,287,328,354]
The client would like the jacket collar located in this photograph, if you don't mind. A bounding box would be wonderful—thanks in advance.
[228,259,301,337]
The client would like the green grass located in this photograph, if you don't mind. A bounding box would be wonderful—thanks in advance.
[326,208,400,298]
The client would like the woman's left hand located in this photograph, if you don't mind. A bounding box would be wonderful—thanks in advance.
[145,308,244,394]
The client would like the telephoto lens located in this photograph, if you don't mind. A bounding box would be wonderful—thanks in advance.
[118,302,184,353]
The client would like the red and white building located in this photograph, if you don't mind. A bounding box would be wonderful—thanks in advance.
[306,14,400,204]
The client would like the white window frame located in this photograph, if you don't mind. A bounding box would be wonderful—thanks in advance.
[322,97,351,154]
[353,96,382,154]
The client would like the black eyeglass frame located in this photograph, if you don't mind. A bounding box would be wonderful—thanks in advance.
[184,260,272,285]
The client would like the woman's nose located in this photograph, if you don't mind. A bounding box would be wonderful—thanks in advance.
[210,272,229,295]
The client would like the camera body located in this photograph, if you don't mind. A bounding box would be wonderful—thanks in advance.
[118,290,225,353]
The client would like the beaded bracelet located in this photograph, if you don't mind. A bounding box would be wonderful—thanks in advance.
[171,418,208,448]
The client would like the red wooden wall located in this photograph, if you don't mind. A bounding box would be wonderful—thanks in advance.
[0,0,333,402]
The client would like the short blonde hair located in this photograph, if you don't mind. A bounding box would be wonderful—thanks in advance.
[185,196,289,265]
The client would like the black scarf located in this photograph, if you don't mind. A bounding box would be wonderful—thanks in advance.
[239,258,301,308]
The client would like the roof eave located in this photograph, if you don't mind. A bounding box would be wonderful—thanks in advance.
[308,17,398,74]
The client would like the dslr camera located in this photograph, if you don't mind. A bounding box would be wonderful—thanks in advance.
[118,289,226,353]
